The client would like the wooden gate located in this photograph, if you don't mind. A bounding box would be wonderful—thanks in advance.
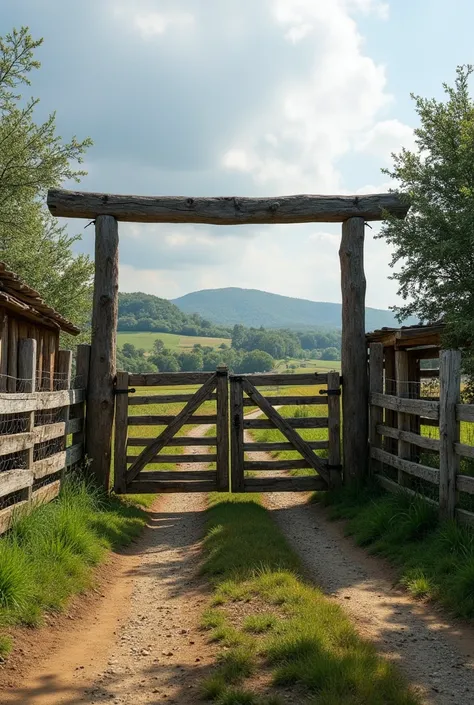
[113,368,229,494]
[230,371,341,492]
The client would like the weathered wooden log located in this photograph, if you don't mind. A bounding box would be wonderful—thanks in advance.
[340,217,368,483]
[242,440,328,452]
[327,370,342,487]
[370,447,439,484]
[127,436,216,447]
[230,376,244,492]
[242,395,327,406]
[48,189,410,224]
[114,371,129,493]
[369,343,384,475]
[376,424,440,452]
[395,349,411,484]
[370,393,439,418]
[86,215,119,489]
[216,365,229,491]
[128,414,217,426]
[439,350,461,519]
[244,476,326,492]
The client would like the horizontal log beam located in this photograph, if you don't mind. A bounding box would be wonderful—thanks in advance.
[242,395,327,407]
[0,389,85,414]
[244,459,317,471]
[244,417,328,429]
[128,415,217,426]
[128,372,214,386]
[47,189,409,224]
[127,480,217,494]
[376,424,440,452]
[127,436,216,447]
[419,369,439,378]
[242,440,328,452]
[129,393,217,405]
[374,473,438,506]
[457,404,474,422]
[238,373,330,386]
[371,447,439,484]
[243,476,327,492]
[456,474,474,494]
[137,470,216,482]
[126,453,216,464]
[455,442,474,460]
[370,392,439,419]
[0,469,33,498]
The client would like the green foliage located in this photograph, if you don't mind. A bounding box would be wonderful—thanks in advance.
[0,475,146,649]
[199,493,419,704]
[380,65,474,379]
[324,484,474,618]
[0,27,93,341]
[117,343,157,373]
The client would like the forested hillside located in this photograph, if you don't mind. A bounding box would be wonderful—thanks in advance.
[173,287,417,330]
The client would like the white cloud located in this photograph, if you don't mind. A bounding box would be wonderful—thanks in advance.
[356,119,416,162]
[132,11,194,38]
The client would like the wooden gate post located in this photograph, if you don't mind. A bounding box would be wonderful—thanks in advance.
[216,365,229,491]
[114,370,129,494]
[395,349,410,485]
[339,217,368,483]
[369,343,384,475]
[18,338,36,500]
[230,376,244,492]
[86,215,119,490]
[439,350,461,519]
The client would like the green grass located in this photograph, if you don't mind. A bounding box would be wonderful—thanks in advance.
[198,493,420,704]
[116,331,230,353]
[0,475,147,649]
[322,481,474,618]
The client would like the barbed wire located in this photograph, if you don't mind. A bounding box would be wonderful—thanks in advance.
[0,372,86,392]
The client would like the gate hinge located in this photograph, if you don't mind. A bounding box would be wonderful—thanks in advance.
[319,388,341,396]
[114,387,136,395]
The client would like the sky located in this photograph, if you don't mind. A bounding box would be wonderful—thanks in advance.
[2,0,474,309]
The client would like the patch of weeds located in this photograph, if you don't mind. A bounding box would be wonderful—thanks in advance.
[0,634,13,659]
[242,613,277,634]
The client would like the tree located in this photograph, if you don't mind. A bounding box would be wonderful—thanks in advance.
[321,347,339,361]
[0,27,93,340]
[236,350,274,373]
[152,339,165,355]
[380,66,474,374]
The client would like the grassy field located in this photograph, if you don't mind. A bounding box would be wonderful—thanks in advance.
[274,358,341,373]
[199,493,420,704]
[116,331,230,352]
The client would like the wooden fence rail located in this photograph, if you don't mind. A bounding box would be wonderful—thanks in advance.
[369,345,474,526]
[0,341,88,535]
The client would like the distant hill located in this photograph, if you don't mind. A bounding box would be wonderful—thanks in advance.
[172,288,416,331]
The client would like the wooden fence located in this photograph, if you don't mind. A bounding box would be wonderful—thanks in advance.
[369,344,474,525]
[0,341,89,535]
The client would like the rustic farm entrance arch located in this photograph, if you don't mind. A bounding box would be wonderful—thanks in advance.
[47,189,408,489]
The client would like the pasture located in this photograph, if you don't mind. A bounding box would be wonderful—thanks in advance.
[116,331,230,352]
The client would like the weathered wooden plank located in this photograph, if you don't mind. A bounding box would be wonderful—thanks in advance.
[128,436,217,447]
[340,217,368,483]
[230,376,244,492]
[244,476,327,492]
[457,404,474,422]
[369,343,384,475]
[66,417,83,435]
[242,440,328,452]
[377,424,440,452]
[439,350,461,519]
[128,415,217,426]
[0,469,34,498]
[128,480,217,494]
[18,338,37,500]
[244,417,328,429]
[370,447,439,484]
[244,459,316,471]
[216,366,229,491]
[137,470,216,482]
[32,479,61,505]
[56,349,72,391]
[126,374,217,483]
[0,388,85,414]
[327,370,342,487]
[239,373,330,386]
[48,189,410,224]
[126,453,217,464]
[455,508,474,528]
[0,432,34,456]
[396,349,411,483]
[374,473,439,507]
[242,395,328,407]
[129,392,217,405]
[455,442,474,459]
[7,318,18,392]
[0,310,8,392]
[114,371,129,494]
[33,451,66,479]
[419,369,439,379]
[66,442,84,467]
[370,393,439,419]
[0,499,29,535]
[86,215,118,489]
[242,378,329,482]
[383,346,397,454]
[34,422,66,443]
[456,474,474,495]
[129,372,214,386]
[420,417,439,428]
[72,344,90,449]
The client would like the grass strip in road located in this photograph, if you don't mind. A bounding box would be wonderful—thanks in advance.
[0,475,147,657]
[199,492,420,705]
[321,481,474,619]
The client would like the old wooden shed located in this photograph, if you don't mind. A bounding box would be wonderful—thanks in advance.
[0,262,80,392]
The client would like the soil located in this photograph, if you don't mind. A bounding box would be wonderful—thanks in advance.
[3,423,474,704]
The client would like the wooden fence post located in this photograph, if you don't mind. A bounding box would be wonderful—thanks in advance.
[230,376,244,492]
[114,371,129,494]
[57,350,72,480]
[369,343,384,475]
[8,319,18,392]
[216,365,229,491]
[86,215,119,490]
[395,349,411,485]
[72,344,90,453]
[327,370,342,487]
[383,347,397,453]
[18,339,36,500]
[339,217,368,483]
[439,350,461,519]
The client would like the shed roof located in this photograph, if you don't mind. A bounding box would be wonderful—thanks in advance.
[0,262,80,335]
[366,322,444,349]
